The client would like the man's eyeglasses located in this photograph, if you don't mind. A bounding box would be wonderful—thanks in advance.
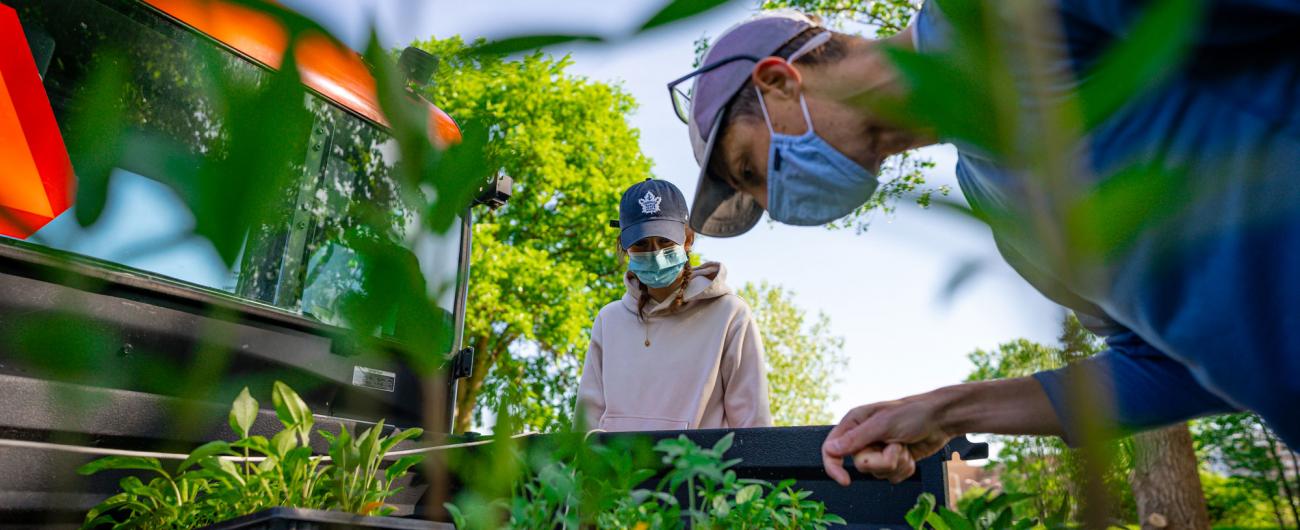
[666,31,831,125]
[666,54,762,125]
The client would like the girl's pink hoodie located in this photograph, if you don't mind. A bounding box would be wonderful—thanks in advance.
[577,262,773,431]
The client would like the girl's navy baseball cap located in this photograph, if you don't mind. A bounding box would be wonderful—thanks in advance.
[617,178,689,249]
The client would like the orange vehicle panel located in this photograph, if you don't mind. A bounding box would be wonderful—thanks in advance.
[142,0,461,147]
[0,3,74,239]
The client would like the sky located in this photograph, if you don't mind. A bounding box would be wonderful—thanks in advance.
[279,0,1067,422]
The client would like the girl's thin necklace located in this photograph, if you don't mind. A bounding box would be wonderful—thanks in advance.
[644,284,687,347]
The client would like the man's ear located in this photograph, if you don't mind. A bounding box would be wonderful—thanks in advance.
[752,58,802,100]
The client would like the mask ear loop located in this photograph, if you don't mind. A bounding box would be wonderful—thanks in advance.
[755,85,776,135]
[788,31,829,135]
[787,30,831,62]
[796,94,815,134]
[754,81,816,136]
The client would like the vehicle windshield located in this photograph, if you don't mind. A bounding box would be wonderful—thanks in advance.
[3,0,461,340]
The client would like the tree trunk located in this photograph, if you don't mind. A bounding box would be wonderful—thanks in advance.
[1130,424,1211,530]
[421,374,452,520]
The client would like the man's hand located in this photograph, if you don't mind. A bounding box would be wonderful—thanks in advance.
[821,377,1064,486]
[821,394,953,485]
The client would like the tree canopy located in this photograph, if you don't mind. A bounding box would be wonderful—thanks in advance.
[412,36,654,433]
[1194,413,1300,527]
[737,282,846,426]
[761,0,921,37]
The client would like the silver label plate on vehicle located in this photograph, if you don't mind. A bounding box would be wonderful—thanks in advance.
[351,366,396,392]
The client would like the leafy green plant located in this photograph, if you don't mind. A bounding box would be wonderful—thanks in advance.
[79,382,423,529]
[905,490,1069,530]
[446,433,845,530]
[659,434,845,530]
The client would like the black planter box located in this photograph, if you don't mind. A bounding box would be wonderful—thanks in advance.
[202,508,453,530]
[604,427,987,529]
[434,427,989,530]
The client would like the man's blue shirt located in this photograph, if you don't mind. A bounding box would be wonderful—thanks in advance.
[915,0,1300,444]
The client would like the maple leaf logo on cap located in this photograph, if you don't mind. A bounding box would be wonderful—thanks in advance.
[639,191,662,214]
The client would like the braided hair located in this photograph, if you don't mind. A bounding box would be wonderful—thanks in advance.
[636,279,652,322]
[671,262,694,311]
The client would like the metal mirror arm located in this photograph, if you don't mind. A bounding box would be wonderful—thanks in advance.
[445,173,513,432]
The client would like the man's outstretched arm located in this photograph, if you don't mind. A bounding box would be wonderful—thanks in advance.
[820,377,1060,486]
[822,334,1239,485]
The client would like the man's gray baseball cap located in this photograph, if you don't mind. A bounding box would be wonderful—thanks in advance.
[682,11,820,238]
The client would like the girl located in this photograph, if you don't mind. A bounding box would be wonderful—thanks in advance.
[577,178,772,432]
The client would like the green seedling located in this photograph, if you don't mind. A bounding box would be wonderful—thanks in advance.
[79,381,424,529]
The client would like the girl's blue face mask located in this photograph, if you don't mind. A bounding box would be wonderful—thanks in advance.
[628,245,688,289]
[754,76,878,227]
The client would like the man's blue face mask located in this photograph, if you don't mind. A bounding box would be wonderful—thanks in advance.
[755,84,878,226]
[628,245,688,289]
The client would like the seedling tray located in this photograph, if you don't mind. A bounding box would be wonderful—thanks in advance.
[201,508,453,530]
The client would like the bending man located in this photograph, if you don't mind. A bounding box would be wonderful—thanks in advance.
[668,1,1300,484]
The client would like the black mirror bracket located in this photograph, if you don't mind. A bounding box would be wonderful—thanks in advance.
[474,174,512,210]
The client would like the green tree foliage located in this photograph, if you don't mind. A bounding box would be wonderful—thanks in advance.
[1199,471,1291,528]
[762,0,921,37]
[1193,413,1300,528]
[737,282,847,426]
[410,37,655,433]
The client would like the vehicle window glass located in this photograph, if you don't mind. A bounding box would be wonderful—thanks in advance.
[14,0,262,293]
[5,0,461,343]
